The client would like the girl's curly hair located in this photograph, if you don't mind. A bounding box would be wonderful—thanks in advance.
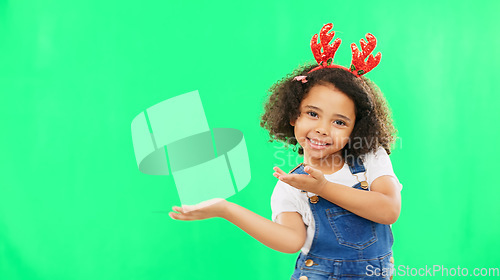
[260,64,396,159]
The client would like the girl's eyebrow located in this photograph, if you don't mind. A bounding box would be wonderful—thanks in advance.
[304,105,352,122]
[304,105,323,112]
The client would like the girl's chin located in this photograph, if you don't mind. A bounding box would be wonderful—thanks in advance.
[304,150,339,160]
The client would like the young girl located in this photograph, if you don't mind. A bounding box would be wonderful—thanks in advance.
[170,23,401,280]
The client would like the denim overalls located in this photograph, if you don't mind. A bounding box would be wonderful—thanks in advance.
[289,159,394,280]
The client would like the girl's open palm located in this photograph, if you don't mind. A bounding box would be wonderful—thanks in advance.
[273,165,328,194]
[169,198,227,221]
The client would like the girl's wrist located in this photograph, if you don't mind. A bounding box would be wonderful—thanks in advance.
[217,200,232,219]
[315,180,330,197]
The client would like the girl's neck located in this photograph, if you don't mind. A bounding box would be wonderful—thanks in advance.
[303,152,345,175]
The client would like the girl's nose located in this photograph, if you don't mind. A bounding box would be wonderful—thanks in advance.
[315,125,328,135]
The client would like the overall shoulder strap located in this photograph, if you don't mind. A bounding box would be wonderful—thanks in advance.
[347,157,366,175]
[289,163,309,175]
[347,157,369,190]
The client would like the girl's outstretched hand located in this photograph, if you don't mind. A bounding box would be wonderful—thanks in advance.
[169,198,228,221]
[273,166,328,194]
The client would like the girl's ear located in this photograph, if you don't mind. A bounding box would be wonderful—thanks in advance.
[290,119,296,126]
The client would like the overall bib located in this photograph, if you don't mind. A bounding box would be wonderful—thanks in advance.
[290,159,394,280]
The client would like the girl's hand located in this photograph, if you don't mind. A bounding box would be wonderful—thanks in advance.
[169,198,228,221]
[273,166,328,194]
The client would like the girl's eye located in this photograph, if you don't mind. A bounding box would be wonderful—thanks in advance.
[307,111,318,118]
[334,120,346,126]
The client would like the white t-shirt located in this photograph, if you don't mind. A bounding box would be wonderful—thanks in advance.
[270,146,402,255]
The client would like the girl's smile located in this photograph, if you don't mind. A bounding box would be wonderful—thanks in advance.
[306,137,331,150]
[290,83,356,172]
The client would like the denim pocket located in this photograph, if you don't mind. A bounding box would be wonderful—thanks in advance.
[326,208,377,249]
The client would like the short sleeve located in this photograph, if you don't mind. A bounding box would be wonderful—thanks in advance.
[270,181,299,222]
[364,147,403,191]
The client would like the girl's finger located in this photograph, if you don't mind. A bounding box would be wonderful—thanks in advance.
[170,212,194,221]
[277,173,290,183]
[181,204,199,213]
[304,166,323,179]
[172,206,183,213]
[273,166,287,176]
[169,212,181,219]
[280,174,305,188]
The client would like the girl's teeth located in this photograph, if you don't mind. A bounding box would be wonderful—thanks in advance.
[311,139,326,145]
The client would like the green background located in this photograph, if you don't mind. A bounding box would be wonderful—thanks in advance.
[1,1,499,279]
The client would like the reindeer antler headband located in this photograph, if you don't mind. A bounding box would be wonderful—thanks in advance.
[307,23,381,77]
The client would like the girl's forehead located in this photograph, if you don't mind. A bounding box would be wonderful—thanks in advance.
[303,85,350,103]
[301,85,356,116]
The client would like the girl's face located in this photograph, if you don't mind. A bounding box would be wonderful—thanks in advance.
[291,83,356,170]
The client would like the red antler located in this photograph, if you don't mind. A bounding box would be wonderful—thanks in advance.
[350,33,381,76]
[310,23,341,67]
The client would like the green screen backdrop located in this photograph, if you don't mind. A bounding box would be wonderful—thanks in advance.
[1,1,499,279]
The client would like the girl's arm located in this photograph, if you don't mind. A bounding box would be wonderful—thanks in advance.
[317,175,400,224]
[274,167,401,225]
[170,200,306,254]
